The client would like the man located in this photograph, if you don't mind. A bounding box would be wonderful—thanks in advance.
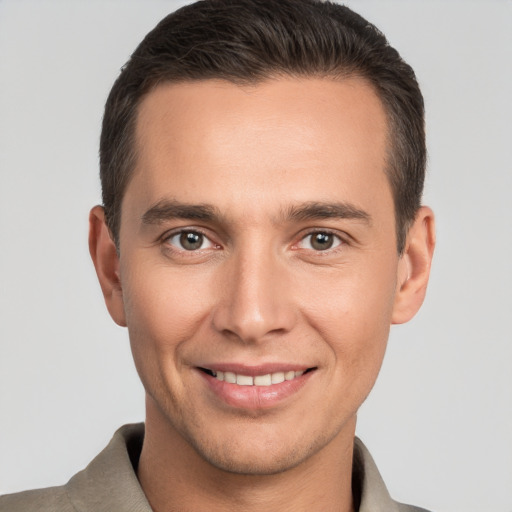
[0,0,435,510]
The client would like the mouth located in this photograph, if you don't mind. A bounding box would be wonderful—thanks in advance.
[198,367,316,386]
[197,365,317,409]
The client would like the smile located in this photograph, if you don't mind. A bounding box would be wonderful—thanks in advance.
[200,368,309,386]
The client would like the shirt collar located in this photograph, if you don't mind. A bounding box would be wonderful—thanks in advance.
[66,423,401,512]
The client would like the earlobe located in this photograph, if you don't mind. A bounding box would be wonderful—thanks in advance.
[88,206,127,327]
[392,206,436,325]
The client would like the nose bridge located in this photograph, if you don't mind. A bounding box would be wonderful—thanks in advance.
[212,237,294,342]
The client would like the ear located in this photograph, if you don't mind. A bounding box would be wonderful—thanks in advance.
[88,206,127,327]
[392,206,436,324]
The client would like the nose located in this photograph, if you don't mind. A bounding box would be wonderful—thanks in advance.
[211,243,296,343]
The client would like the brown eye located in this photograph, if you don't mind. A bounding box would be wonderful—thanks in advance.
[298,232,342,251]
[167,230,214,251]
[311,233,334,250]
[180,231,203,250]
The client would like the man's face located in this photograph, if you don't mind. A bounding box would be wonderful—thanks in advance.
[115,77,405,474]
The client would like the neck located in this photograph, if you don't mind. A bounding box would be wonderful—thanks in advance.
[138,398,356,512]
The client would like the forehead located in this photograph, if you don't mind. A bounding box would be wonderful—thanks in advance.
[126,77,391,222]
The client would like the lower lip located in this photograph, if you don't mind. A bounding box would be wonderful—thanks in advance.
[199,370,314,410]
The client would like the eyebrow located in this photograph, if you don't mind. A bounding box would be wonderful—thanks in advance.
[282,201,371,224]
[141,199,220,225]
[141,199,371,226]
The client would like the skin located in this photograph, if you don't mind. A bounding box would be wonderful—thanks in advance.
[89,77,435,512]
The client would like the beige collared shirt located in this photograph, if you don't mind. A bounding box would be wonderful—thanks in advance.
[0,423,431,512]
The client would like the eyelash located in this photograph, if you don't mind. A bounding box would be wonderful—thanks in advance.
[161,228,219,256]
[294,230,345,253]
[160,228,347,257]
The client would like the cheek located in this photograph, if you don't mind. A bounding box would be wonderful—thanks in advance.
[123,260,210,335]
[120,260,215,380]
[303,271,395,417]
[296,258,398,369]
[300,257,397,318]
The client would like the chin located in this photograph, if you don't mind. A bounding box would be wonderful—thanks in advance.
[193,442,311,476]
[183,421,336,476]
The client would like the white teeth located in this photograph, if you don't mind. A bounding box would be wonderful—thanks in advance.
[236,375,253,386]
[254,374,272,386]
[271,372,285,384]
[224,371,236,384]
[210,369,307,386]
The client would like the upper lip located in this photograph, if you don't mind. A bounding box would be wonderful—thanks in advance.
[196,363,316,376]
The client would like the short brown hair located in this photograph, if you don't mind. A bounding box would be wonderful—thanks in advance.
[100,0,425,252]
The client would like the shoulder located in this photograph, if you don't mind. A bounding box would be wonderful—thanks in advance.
[0,424,148,512]
[396,503,431,512]
[354,437,433,512]
[0,486,75,512]
[396,504,432,512]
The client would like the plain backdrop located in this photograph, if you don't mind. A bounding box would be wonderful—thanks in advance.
[0,1,511,511]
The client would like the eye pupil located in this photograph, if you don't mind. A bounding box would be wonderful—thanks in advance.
[180,231,203,250]
[311,232,333,250]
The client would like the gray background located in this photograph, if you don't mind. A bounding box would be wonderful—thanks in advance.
[0,1,511,511]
